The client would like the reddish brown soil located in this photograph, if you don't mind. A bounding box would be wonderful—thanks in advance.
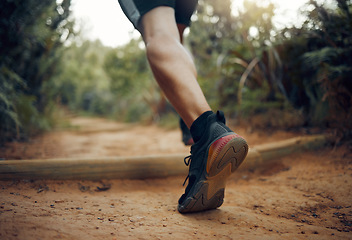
[0,117,351,239]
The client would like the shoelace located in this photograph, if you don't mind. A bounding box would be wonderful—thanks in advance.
[184,155,191,166]
[182,155,192,186]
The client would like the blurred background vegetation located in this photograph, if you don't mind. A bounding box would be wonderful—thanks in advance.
[1,0,351,145]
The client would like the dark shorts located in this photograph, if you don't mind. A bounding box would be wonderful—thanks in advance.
[118,0,198,30]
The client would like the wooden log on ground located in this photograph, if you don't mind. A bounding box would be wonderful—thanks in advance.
[240,134,328,170]
[0,155,187,180]
[0,135,329,180]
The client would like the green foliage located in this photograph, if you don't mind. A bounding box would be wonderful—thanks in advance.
[0,67,24,140]
[103,39,149,97]
[0,0,74,144]
[275,0,352,133]
[187,0,237,100]
[189,0,290,124]
[303,0,352,130]
[2,0,349,145]
[15,94,54,136]
[103,39,161,122]
[188,0,351,133]
[53,40,112,113]
[53,38,158,123]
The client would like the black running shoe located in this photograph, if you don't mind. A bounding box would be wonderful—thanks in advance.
[178,111,248,213]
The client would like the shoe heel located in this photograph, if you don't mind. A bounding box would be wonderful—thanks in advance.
[207,135,248,177]
[204,135,248,201]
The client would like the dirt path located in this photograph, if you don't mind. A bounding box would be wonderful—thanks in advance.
[1,117,351,239]
[1,116,300,159]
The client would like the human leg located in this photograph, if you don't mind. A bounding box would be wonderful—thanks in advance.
[118,0,248,213]
[139,8,248,212]
[139,7,210,128]
[176,23,194,145]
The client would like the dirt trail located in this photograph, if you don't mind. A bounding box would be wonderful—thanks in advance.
[1,117,351,239]
[2,117,300,160]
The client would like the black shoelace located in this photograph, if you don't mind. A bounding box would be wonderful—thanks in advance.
[182,155,192,186]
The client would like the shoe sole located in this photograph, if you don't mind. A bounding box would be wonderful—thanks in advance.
[178,134,248,213]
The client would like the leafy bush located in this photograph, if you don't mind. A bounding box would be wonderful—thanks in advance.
[0,0,74,144]
[190,0,351,135]
[277,0,352,135]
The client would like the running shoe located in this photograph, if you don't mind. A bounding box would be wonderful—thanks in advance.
[178,111,248,213]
